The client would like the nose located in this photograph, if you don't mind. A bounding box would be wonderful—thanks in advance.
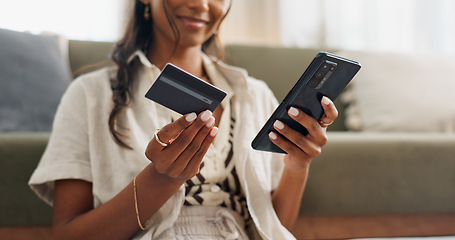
[187,0,209,11]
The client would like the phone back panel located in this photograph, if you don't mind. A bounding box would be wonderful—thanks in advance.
[252,52,361,153]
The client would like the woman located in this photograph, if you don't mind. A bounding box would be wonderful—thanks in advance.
[29,0,338,239]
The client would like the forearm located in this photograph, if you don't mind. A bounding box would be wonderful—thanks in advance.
[271,166,309,230]
[53,111,218,239]
[53,164,184,240]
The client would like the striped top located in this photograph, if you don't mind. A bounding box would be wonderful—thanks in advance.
[183,111,250,220]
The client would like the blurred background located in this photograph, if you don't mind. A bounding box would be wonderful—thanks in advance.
[1,1,455,239]
[1,0,455,55]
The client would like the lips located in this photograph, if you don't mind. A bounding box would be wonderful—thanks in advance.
[179,16,208,29]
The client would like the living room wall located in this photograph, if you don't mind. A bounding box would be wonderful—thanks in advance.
[1,0,455,56]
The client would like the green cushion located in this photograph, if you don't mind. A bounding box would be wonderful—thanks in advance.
[302,132,455,216]
[68,40,115,78]
[0,133,52,226]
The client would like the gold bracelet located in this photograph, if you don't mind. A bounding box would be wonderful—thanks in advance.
[133,176,151,230]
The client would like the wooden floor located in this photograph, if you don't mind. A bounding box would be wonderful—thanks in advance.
[0,226,52,240]
[1,213,455,240]
[291,213,455,240]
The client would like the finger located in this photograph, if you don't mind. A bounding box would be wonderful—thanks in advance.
[146,110,213,176]
[163,110,213,158]
[181,126,218,179]
[167,116,216,178]
[272,120,322,157]
[319,96,338,126]
[156,112,198,146]
[269,131,310,158]
[178,116,215,160]
[288,107,325,137]
[145,112,198,159]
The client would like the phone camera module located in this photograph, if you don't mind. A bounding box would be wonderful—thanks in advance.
[307,60,337,89]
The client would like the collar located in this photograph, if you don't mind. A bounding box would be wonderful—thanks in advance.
[129,49,249,89]
[128,50,154,68]
[202,54,233,111]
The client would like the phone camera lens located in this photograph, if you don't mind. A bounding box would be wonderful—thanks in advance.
[314,71,324,79]
[308,79,319,88]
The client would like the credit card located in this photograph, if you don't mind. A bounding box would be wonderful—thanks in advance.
[145,63,227,115]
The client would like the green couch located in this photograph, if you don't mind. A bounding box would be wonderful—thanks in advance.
[1,36,455,238]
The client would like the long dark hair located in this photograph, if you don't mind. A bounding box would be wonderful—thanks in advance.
[109,0,231,149]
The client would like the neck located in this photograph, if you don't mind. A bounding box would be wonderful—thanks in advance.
[148,40,206,80]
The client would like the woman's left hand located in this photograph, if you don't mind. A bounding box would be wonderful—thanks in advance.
[269,96,338,172]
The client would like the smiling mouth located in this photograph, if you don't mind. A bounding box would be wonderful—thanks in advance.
[179,16,209,29]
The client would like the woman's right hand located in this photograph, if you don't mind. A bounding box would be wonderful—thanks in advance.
[52,111,217,240]
[145,110,218,183]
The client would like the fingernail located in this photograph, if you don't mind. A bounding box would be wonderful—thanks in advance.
[269,132,277,140]
[322,96,330,105]
[274,120,284,130]
[210,127,219,137]
[201,110,212,122]
[206,117,215,127]
[289,107,299,117]
[186,112,197,122]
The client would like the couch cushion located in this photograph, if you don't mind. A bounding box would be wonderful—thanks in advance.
[68,40,114,78]
[0,133,53,225]
[339,50,455,132]
[0,28,70,131]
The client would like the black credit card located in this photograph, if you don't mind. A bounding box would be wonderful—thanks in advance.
[145,63,227,115]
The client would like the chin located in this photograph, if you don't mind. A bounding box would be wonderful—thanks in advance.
[179,38,210,48]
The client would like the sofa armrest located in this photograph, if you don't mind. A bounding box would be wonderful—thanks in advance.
[0,133,52,226]
[301,132,455,216]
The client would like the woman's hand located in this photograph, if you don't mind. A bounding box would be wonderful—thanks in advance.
[270,96,338,229]
[145,110,218,182]
[269,96,338,172]
[52,111,218,240]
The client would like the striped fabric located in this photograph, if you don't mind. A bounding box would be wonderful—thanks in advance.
[184,114,250,220]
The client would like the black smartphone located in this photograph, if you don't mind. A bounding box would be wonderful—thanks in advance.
[251,52,361,153]
[145,63,227,115]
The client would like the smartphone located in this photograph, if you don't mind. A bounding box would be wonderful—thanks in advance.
[251,52,361,153]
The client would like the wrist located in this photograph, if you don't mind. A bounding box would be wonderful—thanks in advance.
[283,155,312,174]
[283,164,310,181]
[145,164,186,187]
